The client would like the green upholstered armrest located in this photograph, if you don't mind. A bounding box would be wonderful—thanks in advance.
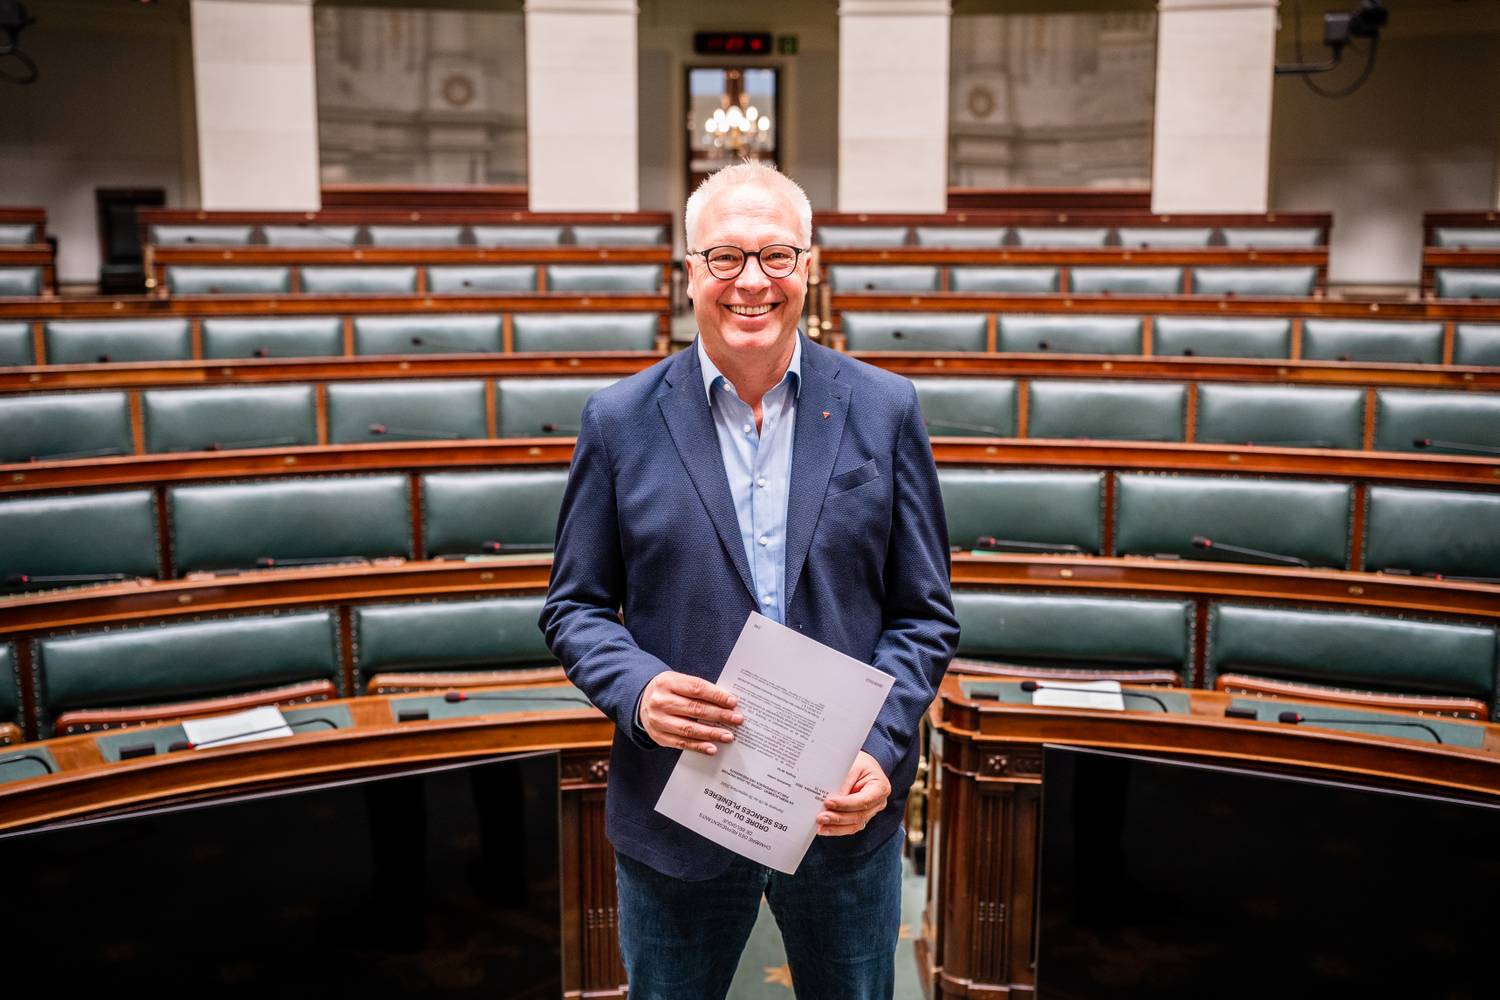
[842,312,987,352]
[0,320,32,365]
[911,377,1017,438]
[0,490,160,581]
[825,266,940,293]
[997,314,1142,354]
[44,319,192,365]
[260,224,359,247]
[1432,228,1500,249]
[913,227,1008,248]
[366,225,465,247]
[355,596,555,686]
[949,267,1059,293]
[1219,227,1322,248]
[1028,380,1185,442]
[544,265,662,293]
[1152,316,1291,358]
[815,226,908,247]
[1191,266,1317,296]
[143,386,317,453]
[0,644,19,728]
[148,225,253,246]
[1223,696,1485,744]
[301,266,418,294]
[572,224,668,245]
[169,476,411,573]
[326,380,487,443]
[427,265,537,293]
[1196,384,1364,449]
[1454,324,1500,366]
[0,267,42,296]
[1364,486,1500,580]
[1301,319,1444,365]
[953,591,1192,682]
[511,313,658,352]
[1116,227,1213,248]
[1114,474,1351,567]
[1014,227,1108,248]
[495,376,616,437]
[1070,267,1183,295]
[1374,389,1500,454]
[1435,270,1500,300]
[0,391,133,463]
[0,223,37,245]
[472,226,565,247]
[201,316,343,359]
[353,314,502,355]
[165,266,291,295]
[421,469,568,555]
[939,468,1103,554]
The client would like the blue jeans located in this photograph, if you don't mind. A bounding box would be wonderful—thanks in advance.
[615,827,905,1000]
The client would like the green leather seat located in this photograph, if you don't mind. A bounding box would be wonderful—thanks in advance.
[165,266,292,295]
[44,318,192,364]
[939,469,1103,554]
[1116,227,1213,248]
[825,266,940,293]
[1434,270,1500,300]
[354,596,555,692]
[1301,319,1444,365]
[366,225,465,247]
[1432,228,1500,249]
[353,314,503,355]
[201,316,344,359]
[301,266,418,294]
[0,490,160,582]
[1454,324,1500,366]
[261,224,360,247]
[169,476,411,573]
[913,227,1008,248]
[0,391,133,462]
[1028,380,1186,442]
[494,376,615,437]
[572,224,669,246]
[427,265,537,293]
[1364,486,1500,580]
[842,313,987,352]
[1206,603,1496,712]
[148,225,254,246]
[997,314,1142,355]
[1196,384,1364,449]
[472,226,565,247]
[326,380,487,443]
[0,267,43,296]
[0,223,37,245]
[1152,316,1291,358]
[511,313,658,352]
[421,470,568,556]
[544,265,662,293]
[815,226,908,247]
[143,386,317,453]
[1070,267,1183,295]
[34,611,342,738]
[910,378,1017,437]
[1219,227,1322,248]
[1114,474,1350,567]
[1014,228,1108,248]
[0,644,19,730]
[0,320,32,365]
[1191,267,1317,296]
[953,591,1192,683]
[1373,389,1500,454]
[949,267,1059,293]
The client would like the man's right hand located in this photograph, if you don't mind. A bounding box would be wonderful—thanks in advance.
[639,671,743,754]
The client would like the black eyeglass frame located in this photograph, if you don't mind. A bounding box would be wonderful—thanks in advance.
[686,244,810,280]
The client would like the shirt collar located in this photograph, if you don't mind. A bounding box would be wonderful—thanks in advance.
[697,334,802,404]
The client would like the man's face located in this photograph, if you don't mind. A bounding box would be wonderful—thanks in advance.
[686,183,809,368]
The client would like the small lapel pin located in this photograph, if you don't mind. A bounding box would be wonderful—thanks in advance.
[821,410,830,420]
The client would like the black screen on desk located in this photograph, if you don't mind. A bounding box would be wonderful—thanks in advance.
[1,752,561,996]
[1038,745,1500,1000]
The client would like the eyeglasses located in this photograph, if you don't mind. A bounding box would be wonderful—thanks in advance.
[689,244,808,280]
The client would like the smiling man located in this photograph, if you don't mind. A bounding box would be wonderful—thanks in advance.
[541,161,957,1000]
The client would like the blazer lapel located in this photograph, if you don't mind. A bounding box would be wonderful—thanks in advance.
[783,339,849,610]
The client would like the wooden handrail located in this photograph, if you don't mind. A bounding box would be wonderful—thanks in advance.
[0,291,670,320]
[817,247,1327,267]
[139,206,674,228]
[828,291,1500,320]
[815,208,1332,230]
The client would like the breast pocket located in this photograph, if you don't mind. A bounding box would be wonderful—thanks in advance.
[826,458,881,499]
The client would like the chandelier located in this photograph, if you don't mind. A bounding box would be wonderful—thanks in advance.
[700,69,771,155]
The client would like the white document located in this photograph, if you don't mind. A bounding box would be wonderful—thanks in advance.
[654,612,895,875]
[180,705,294,749]
[1029,679,1125,712]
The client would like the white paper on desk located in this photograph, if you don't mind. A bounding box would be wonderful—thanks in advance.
[654,612,895,875]
[180,705,294,749]
[1029,679,1125,712]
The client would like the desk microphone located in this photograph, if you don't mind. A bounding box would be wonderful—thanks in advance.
[407,336,472,351]
[973,536,1085,555]
[539,423,580,433]
[254,555,368,569]
[29,446,126,462]
[204,436,299,451]
[1018,680,1170,713]
[1191,535,1310,568]
[443,691,593,707]
[368,423,462,440]
[1412,438,1500,456]
[6,572,131,589]
[1275,710,1443,744]
[165,714,341,752]
[925,419,1009,436]
[480,540,552,554]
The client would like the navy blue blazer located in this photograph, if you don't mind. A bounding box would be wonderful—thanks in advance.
[541,334,958,880]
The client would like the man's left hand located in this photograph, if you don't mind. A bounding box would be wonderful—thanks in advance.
[817,750,890,837]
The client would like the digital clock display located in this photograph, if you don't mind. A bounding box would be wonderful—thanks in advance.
[694,32,773,56]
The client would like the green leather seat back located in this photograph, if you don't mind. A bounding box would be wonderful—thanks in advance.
[143,386,317,453]
[825,266,940,292]
[1435,270,1500,299]
[572,224,668,245]
[148,225,254,246]
[166,266,291,295]
[35,611,341,737]
[1029,381,1186,442]
[1014,227,1108,248]
[0,392,133,462]
[954,591,1192,681]
[1219,227,1322,248]
[0,490,160,579]
[0,267,42,296]
[1116,227,1212,248]
[815,226,908,247]
[261,224,360,247]
[495,376,615,437]
[998,314,1142,355]
[354,596,554,687]
[427,265,537,293]
[366,225,465,247]
[1364,486,1500,579]
[201,316,343,359]
[353,314,503,355]
[472,225,565,247]
[842,312,987,352]
[0,320,32,365]
[511,313,658,352]
[1070,267,1183,295]
[1115,474,1351,567]
[0,644,18,728]
[1152,316,1291,358]
[326,380,487,443]
[44,319,192,364]
[939,469,1103,553]
[1197,384,1364,449]
[949,267,1059,293]
[1301,319,1444,365]
[913,227,1008,248]
[1373,389,1500,454]
[545,265,662,293]
[0,223,37,245]
[422,470,568,555]
[169,476,411,573]
[911,378,1017,437]
[1206,603,1497,707]
[1432,228,1500,249]
[1191,266,1317,296]
[1454,324,1500,366]
[301,266,418,294]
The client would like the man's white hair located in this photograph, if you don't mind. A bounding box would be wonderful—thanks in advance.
[684,160,813,250]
